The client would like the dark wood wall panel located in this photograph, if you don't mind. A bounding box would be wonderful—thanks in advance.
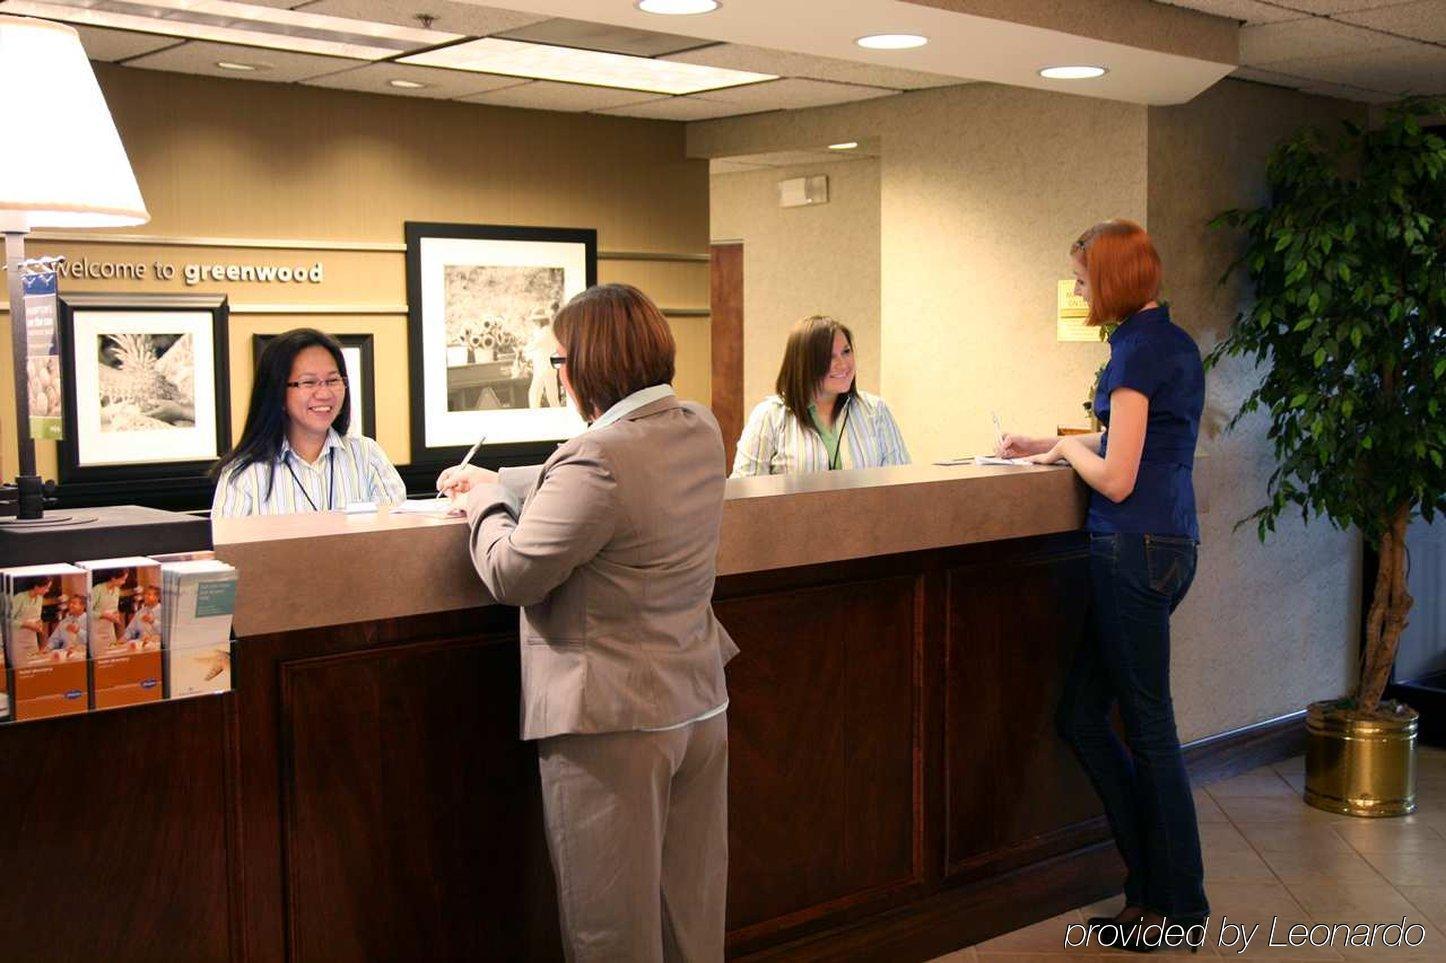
[710,242,744,470]
[717,575,921,943]
[0,696,235,963]
[943,550,1103,879]
[280,634,560,963]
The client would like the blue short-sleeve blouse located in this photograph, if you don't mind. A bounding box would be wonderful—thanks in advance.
[1088,304,1205,539]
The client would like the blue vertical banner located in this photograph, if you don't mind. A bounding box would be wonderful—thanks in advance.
[23,263,62,440]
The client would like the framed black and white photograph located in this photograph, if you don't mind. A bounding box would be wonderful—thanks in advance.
[251,332,376,439]
[405,222,595,462]
[59,293,230,484]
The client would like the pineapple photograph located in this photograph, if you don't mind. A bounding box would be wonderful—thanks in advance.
[95,332,196,431]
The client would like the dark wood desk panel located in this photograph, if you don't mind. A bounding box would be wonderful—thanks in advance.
[0,695,236,963]
[718,574,921,944]
[943,542,1106,880]
[279,633,559,963]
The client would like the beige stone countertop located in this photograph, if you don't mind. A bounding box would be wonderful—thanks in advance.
[214,463,1086,637]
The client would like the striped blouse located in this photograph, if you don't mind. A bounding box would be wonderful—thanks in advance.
[731,391,910,477]
[211,430,407,517]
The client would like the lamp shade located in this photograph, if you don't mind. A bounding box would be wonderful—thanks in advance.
[0,16,149,230]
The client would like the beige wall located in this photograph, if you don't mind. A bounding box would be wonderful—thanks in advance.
[1146,79,1365,740]
[697,83,1139,463]
[709,158,881,409]
[0,64,710,479]
[694,78,1367,742]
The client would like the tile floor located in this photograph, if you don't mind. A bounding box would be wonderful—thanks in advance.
[929,745,1446,962]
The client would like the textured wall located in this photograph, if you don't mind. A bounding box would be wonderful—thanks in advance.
[876,84,1144,463]
[0,64,710,478]
[709,158,882,413]
[1147,78,1365,740]
[696,77,1368,741]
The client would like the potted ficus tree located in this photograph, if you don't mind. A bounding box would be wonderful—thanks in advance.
[1210,98,1445,816]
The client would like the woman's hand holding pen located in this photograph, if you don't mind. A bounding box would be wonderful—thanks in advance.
[436,464,499,500]
[995,433,1055,458]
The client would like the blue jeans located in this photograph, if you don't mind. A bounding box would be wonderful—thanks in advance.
[1057,532,1208,918]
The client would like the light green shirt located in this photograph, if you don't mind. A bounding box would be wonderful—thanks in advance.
[807,403,843,468]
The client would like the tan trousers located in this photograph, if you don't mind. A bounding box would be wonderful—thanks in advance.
[537,713,728,963]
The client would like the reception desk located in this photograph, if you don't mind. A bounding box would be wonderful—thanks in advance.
[1,464,1171,962]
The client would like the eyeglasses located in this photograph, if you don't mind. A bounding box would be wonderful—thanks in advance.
[286,375,347,391]
[549,355,567,369]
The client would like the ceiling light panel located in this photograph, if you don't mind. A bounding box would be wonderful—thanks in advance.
[4,0,463,60]
[400,37,776,95]
[496,17,708,58]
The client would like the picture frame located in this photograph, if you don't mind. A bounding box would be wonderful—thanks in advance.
[250,332,376,440]
[58,293,231,485]
[404,222,595,464]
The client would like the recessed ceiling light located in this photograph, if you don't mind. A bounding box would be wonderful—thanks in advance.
[389,78,427,89]
[828,142,859,150]
[1039,65,1108,80]
[636,0,720,13]
[216,61,257,72]
[856,34,927,50]
[4,0,463,60]
[401,38,775,95]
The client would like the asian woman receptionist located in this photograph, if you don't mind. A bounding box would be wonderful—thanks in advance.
[730,314,909,477]
[1000,220,1207,952]
[210,328,405,517]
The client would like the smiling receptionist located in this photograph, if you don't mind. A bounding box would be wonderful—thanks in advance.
[211,328,405,517]
[731,315,909,477]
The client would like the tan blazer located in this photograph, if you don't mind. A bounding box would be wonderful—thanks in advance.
[466,395,738,740]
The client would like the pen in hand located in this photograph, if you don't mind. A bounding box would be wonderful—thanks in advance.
[991,410,1005,455]
[436,433,488,499]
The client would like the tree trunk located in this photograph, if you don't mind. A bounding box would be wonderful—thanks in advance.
[1357,503,1415,713]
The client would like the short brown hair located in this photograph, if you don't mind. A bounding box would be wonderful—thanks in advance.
[775,315,855,428]
[1071,219,1162,326]
[553,283,676,419]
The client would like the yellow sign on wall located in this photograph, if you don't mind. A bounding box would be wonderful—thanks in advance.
[1056,280,1098,343]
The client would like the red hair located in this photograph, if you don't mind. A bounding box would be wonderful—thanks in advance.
[1071,220,1161,326]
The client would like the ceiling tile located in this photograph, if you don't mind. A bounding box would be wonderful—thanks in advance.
[1152,1,1310,24]
[695,78,898,110]
[122,41,362,83]
[1229,65,1310,88]
[1297,80,1403,102]
[301,62,528,99]
[295,0,549,36]
[710,158,773,174]
[1241,17,1419,64]
[594,97,776,121]
[1266,1,1413,12]
[663,43,961,90]
[496,17,709,57]
[1337,0,1446,45]
[459,80,657,112]
[1268,41,1446,93]
[724,149,875,167]
[71,24,181,62]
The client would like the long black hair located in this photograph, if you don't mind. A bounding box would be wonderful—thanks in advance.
[211,328,350,495]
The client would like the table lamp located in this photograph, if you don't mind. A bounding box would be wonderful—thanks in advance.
[1,14,149,522]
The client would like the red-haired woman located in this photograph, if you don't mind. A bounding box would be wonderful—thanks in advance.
[1000,220,1207,952]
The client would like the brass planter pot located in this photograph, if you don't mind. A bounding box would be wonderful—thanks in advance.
[1304,700,1418,817]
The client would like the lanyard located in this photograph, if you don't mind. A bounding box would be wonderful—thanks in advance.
[827,400,852,471]
[285,448,335,512]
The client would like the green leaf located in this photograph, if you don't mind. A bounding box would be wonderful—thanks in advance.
[1314,347,1327,367]
[1291,393,1309,409]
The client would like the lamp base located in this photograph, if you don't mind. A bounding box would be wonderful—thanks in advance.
[0,474,50,520]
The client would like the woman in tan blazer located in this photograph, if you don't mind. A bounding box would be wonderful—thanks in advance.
[438,283,736,963]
